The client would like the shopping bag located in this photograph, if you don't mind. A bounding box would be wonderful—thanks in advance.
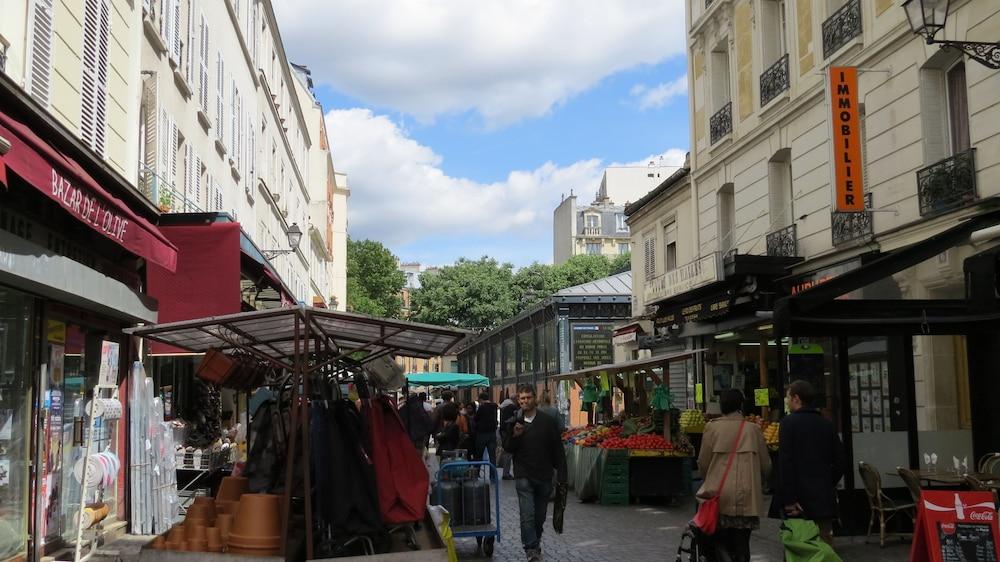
[691,496,720,535]
[552,483,568,534]
[780,519,842,562]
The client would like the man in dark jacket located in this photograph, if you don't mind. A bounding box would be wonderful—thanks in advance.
[503,384,567,562]
[473,391,499,463]
[498,395,518,479]
[777,379,846,546]
[400,393,433,456]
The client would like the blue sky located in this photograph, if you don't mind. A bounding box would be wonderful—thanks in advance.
[274,1,690,267]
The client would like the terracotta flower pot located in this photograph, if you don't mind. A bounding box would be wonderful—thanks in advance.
[216,477,249,502]
[227,545,280,556]
[206,527,222,548]
[151,536,166,550]
[216,500,240,516]
[186,525,207,541]
[192,498,217,522]
[187,538,207,552]
[230,494,282,540]
[226,532,281,549]
[215,514,233,541]
[184,517,208,530]
[165,540,185,551]
[167,525,186,542]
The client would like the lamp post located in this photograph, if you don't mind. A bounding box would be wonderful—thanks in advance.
[262,222,302,259]
[902,0,1000,69]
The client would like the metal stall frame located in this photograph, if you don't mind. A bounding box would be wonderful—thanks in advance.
[125,305,470,559]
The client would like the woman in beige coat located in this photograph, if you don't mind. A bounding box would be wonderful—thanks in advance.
[697,389,772,562]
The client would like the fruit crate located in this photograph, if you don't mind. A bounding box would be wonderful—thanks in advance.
[600,490,629,506]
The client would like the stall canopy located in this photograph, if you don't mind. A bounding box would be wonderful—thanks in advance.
[549,348,706,382]
[405,372,489,387]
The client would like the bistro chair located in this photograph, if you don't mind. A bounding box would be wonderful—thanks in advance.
[859,462,915,547]
[965,475,999,507]
[977,453,1000,474]
[897,467,923,504]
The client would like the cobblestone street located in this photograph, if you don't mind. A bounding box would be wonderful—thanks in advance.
[451,477,911,562]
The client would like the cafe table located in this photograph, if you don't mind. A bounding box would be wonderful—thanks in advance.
[888,470,1000,487]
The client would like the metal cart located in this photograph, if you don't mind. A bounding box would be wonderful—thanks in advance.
[434,459,501,557]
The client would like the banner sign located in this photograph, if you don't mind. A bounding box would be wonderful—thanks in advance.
[829,67,865,212]
[910,490,1000,562]
[644,253,723,306]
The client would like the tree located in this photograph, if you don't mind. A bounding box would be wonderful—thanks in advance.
[550,254,616,289]
[346,238,406,317]
[511,262,560,310]
[410,257,519,329]
[610,251,632,275]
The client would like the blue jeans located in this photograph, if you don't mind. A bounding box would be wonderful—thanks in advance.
[515,477,552,552]
[473,432,497,464]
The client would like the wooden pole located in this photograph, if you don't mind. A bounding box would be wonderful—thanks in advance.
[760,337,770,419]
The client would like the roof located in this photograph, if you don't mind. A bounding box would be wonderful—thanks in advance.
[405,372,489,388]
[124,306,471,364]
[549,348,706,381]
[555,271,632,297]
[624,165,690,217]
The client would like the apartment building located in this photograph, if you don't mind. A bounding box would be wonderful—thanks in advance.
[552,186,631,265]
[667,0,1000,527]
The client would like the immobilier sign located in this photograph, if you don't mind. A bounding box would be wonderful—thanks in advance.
[830,67,865,212]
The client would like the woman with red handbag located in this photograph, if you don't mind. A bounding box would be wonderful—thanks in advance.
[695,389,772,562]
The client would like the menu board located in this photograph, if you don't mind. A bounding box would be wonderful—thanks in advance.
[850,360,891,433]
[911,491,1000,562]
[571,324,613,370]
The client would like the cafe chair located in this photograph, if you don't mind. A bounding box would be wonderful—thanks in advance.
[977,453,1000,474]
[897,467,923,504]
[964,475,999,508]
[859,462,915,547]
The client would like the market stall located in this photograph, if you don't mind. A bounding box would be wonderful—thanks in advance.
[125,306,470,560]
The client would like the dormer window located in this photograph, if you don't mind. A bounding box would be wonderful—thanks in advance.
[616,214,628,232]
[585,214,600,229]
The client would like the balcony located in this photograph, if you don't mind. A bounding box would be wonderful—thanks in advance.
[138,162,203,214]
[832,193,873,246]
[760,53,789,107]
[583,227,602,236]
[710,101,733,145]
[822,0,862,59]
[766,224,798,257]
[917,149,977,218]
[705,0,713,7]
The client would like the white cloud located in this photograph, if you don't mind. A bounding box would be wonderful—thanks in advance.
[275,1,687,127]
[630,75,688,110]
[326,109,684,262]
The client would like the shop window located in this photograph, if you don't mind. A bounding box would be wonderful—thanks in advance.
[914,334,973,472]
[0,288,35,560]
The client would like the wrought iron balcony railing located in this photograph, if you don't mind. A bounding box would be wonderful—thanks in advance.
[760,53,790,107]
[822,0,862,59]
[138,162,203,213]
[766,224,798,257]
[917,149,977,218]
[705,0,714,8]
[832,192,873,246]
[710,101,733,145]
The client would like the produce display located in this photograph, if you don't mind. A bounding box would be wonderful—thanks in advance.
[599,433,673,450]
[679,409,706,433]
[563,415,694,456]
[746,414,779,450]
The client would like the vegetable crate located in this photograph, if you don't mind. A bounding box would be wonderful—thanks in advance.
[600,450,630,506]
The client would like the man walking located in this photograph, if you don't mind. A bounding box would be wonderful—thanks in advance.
[503,384,567,562]
[498,395,518,479]
[776,379,846,546]
[473,391,499,464]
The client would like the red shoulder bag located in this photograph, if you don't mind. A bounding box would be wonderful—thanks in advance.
[692,420,746,535]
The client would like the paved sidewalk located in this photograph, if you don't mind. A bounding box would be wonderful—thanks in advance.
[452,477,911,562]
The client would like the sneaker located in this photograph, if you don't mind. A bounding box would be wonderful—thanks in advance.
[526,549,541,562]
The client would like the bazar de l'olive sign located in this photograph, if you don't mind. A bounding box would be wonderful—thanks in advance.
[643,253,724,305]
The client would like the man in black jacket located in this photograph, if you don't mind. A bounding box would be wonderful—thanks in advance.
[777,379,846,546]
[473,391,499,464]
[503,384,567,562]
[498,395,519,479]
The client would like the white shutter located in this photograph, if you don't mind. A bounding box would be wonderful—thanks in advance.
[199,14,209,113]
[140,79,158,195]
[230,82,239,164]
[78,0,110,156]
[171,0,181,62]
[27,0,55,107]
[158,109,169,190]
[248,124,256,183]
[185,0,195,84]
[159,0,168,39]
[169,120,178,195]
[205,172,214,210]
[216,53,225,142]
[249,3,257,69]
[215,180,223,210]
[193,155,202,209]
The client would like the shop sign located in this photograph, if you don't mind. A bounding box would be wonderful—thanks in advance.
[644,253,723,306]
[789,258,861,296]
[660,294,733,325]
[612,331,637,345]
[829,67,865,212]
[572,324,613,370]
[754,388,770,407]
[50,170,129,243]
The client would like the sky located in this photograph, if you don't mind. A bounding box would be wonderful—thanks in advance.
[273,1,690,267]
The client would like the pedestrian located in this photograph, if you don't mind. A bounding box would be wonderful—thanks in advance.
[502,384,568,562]
[774,380,846,546]
[696,389,772,562]
[434,405,462,457]
[473,391,499,464]
[498,394,518,480]
[538,389,565,433]
[400,392,433,457]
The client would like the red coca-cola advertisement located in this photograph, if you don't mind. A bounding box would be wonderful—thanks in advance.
[911,490,1000,562]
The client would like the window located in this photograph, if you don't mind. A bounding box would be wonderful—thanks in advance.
[26,0,55,106]
[643,236,656,280]
[710,42,731,111]
[586,242,602,255]
[616,214,628,232]
[919,53,970,163]
[216,53,225,143]
[663,220,678,271]
[618,242,630,255]
[768,149,793,229]
[198,14,210,114]
[718,184,735,253]
[947,63,970,155]
[585,214,600,228]
[762,0,787,65]
[80,0,111,156]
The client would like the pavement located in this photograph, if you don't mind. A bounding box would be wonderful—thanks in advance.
[451,476,912,562]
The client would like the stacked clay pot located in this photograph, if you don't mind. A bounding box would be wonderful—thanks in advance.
[227,494,282,556]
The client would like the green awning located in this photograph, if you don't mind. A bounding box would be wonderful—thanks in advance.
[404,373,489,388]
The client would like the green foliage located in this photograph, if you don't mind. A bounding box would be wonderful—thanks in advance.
[346,238,406,317]
[550,254,616,288]
[410,257,519,329]
[610,251,632,274]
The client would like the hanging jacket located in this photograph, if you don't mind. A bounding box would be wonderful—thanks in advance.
[363,395,430,525]
[400,395,433,443]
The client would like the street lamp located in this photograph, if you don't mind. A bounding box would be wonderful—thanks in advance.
[902,0,1000,69]
[262,222,302,259]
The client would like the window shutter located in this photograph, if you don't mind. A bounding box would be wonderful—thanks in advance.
[158,109,169,188]
[185,0,196,84]
[159,0,169,40]
[199,15,209,113]
[216,180,223,210]
[216,53,225,142]
[171,0,181,62]
[140,79,158,195]
[27,0,55,107]
[205,172,214,210]
[249,4,257,68]
[230,81,239,164]
[169,120,178,195]
[193,155,202,209]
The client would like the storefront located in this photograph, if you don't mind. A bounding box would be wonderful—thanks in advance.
[0,77,177,559]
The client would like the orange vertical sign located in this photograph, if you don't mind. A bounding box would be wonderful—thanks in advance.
[830,67,865,212]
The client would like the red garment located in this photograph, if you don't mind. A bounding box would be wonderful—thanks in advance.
[363,395,429,524]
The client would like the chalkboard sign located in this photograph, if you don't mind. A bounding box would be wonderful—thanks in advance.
[571,324,613,370]
[911,491,1000,562]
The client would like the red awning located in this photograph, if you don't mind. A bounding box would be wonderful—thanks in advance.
[147,222,242,353]
[0,109,178,271]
